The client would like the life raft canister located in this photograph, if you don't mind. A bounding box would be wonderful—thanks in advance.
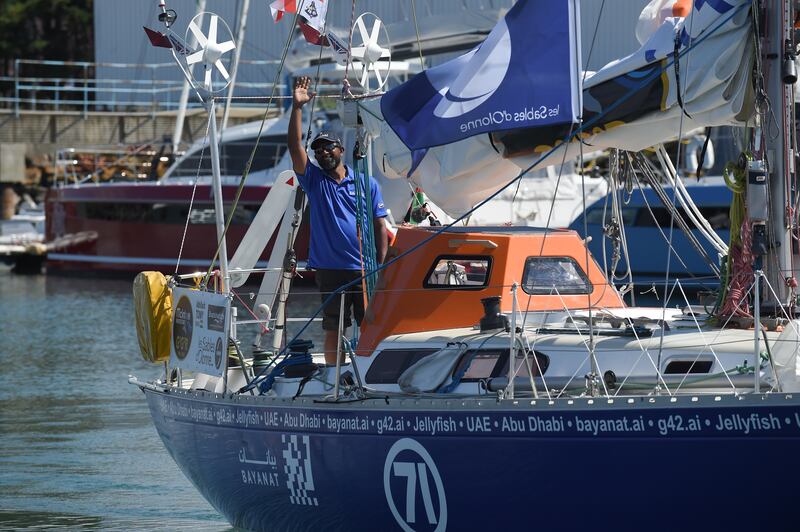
[133,271,173,363]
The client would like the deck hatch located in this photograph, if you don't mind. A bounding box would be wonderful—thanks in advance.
[663,359,713,374]
[365,348,439,384]
[455,349,550,382]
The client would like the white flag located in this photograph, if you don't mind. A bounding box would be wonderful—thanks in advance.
[299,0,327,33]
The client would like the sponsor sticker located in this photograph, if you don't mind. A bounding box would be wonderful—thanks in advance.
[384,438,446,532]
[169,287,230,377]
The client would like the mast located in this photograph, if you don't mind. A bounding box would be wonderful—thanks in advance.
[207,96,231,292]
[172,0,207,153]
[762,0,795,306]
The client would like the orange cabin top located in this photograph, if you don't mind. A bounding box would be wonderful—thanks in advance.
[357,225,624,354]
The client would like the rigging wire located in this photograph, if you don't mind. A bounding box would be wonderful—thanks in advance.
[627,155,710,281]
[576,0,607,395]
[656,145,729,253]
[535,0,604,257]
[343,0,358,84]
[526,0,606,221]
[173,116,212,275]
[656,3,699,391]
[197,3,308,288]
[634,152,721,275]
[410,0,426,71]
[241,1,751,394]
[607,151,636,298]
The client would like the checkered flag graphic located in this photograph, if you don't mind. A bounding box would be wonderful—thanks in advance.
[282,434,319,506]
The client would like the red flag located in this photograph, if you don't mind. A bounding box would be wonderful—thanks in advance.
[143,26,172,49]
[299,21,326,45]
[270,0,297,22]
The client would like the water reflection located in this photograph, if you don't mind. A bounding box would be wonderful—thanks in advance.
[0,274,231,530]
[0,509,236,531]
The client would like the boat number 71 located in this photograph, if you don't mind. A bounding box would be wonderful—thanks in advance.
[383,438,447,532]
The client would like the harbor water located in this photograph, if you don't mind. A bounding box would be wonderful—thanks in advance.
[0,273,326,531]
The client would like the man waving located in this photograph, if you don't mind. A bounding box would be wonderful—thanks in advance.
[288,75,388,364]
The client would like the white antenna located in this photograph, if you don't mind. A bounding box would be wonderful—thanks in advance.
[185,12,236,93]
[349,12,392,93]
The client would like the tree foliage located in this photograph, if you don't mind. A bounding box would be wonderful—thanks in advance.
[0,0,94,77]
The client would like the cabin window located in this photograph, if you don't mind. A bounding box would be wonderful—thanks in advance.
[634,206,730,230]
[663,359,713,374]
[453,349,550,382]
[584,206,637,226]
[222,138,288,175]
[423,255,492,289]
[170,151,213,177]
[365,348,439,384]
[521,257,592,295]
[76,202,258,225]
[170,135,288,177]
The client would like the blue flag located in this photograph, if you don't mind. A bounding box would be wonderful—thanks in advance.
[381,0,581,151]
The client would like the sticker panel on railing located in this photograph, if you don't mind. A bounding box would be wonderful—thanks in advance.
[169,286,230,377]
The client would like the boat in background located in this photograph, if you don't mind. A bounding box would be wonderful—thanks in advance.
[44,117,311,274]
[0,196,46,273]
[571,176,731,286]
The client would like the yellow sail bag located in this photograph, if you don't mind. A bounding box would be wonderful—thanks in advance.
[133,271,173,363]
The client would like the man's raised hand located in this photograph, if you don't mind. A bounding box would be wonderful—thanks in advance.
[292,76,315,109]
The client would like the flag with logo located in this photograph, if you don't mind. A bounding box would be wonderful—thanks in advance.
[269,0,328,45]
[380,0,582,151]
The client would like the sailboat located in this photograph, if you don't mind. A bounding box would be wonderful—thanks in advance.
[131,1,800,530]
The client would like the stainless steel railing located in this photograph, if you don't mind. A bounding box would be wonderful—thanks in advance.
[0,58,286,117]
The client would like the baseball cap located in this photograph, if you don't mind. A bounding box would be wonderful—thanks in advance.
[310,131,342,150]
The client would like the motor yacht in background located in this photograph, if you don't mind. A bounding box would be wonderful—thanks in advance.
[44,117,311,274]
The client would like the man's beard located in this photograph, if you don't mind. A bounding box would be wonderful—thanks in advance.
[319,154,339,171]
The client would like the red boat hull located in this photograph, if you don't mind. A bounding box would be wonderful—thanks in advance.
[45,182,309,275]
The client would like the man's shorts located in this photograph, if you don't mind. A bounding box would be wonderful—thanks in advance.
[314,269,365,331]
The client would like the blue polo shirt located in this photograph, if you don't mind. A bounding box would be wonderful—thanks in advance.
[297,162,387,270]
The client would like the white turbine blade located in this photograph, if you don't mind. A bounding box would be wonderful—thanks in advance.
[186,50,204,65]
[374,66,384,88]
[357,17,370,46]
[350,46,366,59]
[360,65,369,89]
[380,48,390,58]
[204,66,212,89]
[370,19,381,43]
[208,15,218,46]
[215,60,230,80]
[188,21,207,47]
[218,40,235,54]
